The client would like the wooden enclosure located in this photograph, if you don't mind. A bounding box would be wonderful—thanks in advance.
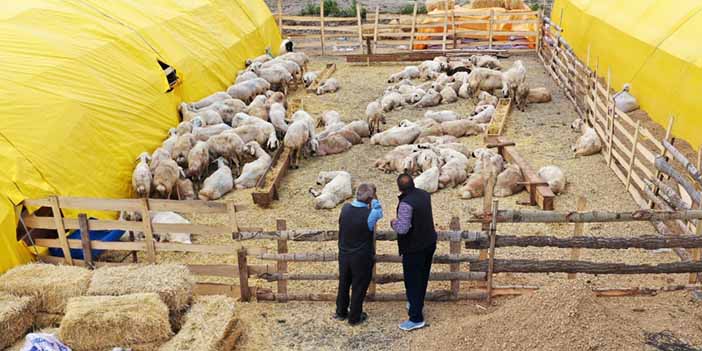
[275,0,540,55]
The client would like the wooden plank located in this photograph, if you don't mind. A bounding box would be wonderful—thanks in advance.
[282,15,358,22]
[257,252,478,263]
[372,6,379,52]
[252,147,291,208]
[193,283,240,298]
[34,238,266,256]
[495,137,555,210]
[693,148,702,283]
[27,197,142,212]
[258,271,486,283]
[49,196,73,265]
[256,289,486,302]
[237,248,251,301]
[488,9,495,49]
[140,199,156,263]
[276,219,288,302]
[77,214,94,269]
[464,233,702,250]
[441,1,449,51]
[469,208,702,224]
[235,228,484,242]
[306,63,336,93]
[471,259,702,274]
[319,0,325,55]
[626,121,642,191]
[147,199,240,214]
[277,0,282,33]
[409,2,418,51]
[487,199,498,303]
[568,197,587,279]
[449,216,461,297]
[356,3,363,47]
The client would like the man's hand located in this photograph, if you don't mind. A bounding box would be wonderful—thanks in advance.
[371,199,382,209]
[391,219,397,227]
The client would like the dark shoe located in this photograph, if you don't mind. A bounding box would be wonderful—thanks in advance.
[348,312,368,326]
[333,313,347,321]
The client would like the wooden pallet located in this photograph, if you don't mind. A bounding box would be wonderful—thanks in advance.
[306,63,337,93]
[484,98,512,139]
[251,147,292,208]
[487,136,555,211]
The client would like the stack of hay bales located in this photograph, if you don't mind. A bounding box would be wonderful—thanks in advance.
[0,292,35,349]
[87,264,194,331]
[159,296,240,351]
[0,263,92,328]
[59,293,172,351]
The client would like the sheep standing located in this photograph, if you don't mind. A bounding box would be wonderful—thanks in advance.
[207,130,246,172]
[284,112,316,169]
[347,120,371,138]
[132,152,152,198]
[269,102,288,137]
[181,92,230,112]
[235,142,273,189]
[467,68,503,97]
[537,165,567,194]
[161,129,178,154]
[186,141,210,181]
[176,168,196,200]
[199,158,234,200]
[149,147,171,173]
[366,100,385,134]
[501,60,527,98]
[153,158,179,199]
[308,171,353,209]
[246,95,270,121]
[172,133,196,167]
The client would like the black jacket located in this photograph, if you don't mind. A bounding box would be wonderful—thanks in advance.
[396,187,437,255]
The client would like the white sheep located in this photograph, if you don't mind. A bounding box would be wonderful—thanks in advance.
[473,148,505,174]
[151,211,192,244]
[191,118,232,142]
[469,55,501,70]
[365,100,385,135]
[501,60,527,98]
[176,120,193,136]
[253,64,293,91]
[207,130,246,171]
[181,91,230,112]
[309,171,353,209]
[416,135,458,144]
[132,152,152,198]
[316,134,353,156]
[460,172,486,199]
[388,66,421,83]
[370,123,421,146]
[284,111,316,168]
[438,149,470,189]
[199,158,234,200]
[149,147,171,173]
[419,60,444,80]
[414,89,442,108]
[235,142,272,189]
[280,38,294,54]
[186,140,210,180]
[230,113,278,149]
[227,78,271,103]
[303,71,320,87]
[570,118,602,156]
[197,99,248,125]
[467,68,504,97]
[458,83,471,99]
[440,119,484,138]
[436,142,472,158]
[347,120,371,138]
[374,144,421,173]
[537,165,567,194]
[245,95,269,121]
[469,104,496,124]
[246,51,273,66]
[262,58,302,79]
[494,164,525,197]
[153,158,179,199]
[316,78,340,95]
[414,167,440,193]
[425,110,458,123]
[176,168,196,200]
[477,91,498,107]
[277,52,310,71]
[381,92,404,112]
[613,83,639,113]
[235,71,258,84]
[161,128,178,154]
[194,110,224,126]
[172,133,196,166]
[440,86,458,104]
[269,102,288,137]
[322,110,342,127]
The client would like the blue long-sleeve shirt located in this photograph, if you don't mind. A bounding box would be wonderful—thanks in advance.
[351,199,383,231]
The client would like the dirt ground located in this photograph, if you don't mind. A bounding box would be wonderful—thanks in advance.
[150,53,702,350]
[265,0,552,15]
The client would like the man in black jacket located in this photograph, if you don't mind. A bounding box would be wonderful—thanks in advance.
[335,183,383,326]
[391,173,437,331]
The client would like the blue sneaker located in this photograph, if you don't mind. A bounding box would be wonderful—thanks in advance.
[399,320,426,331]
[406,302,410,311]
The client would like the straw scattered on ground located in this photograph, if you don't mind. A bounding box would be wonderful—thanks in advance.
[0,263,92,314]
[60,293,172,351]
[0,292,35,350]
[159,295,240,351]
[87,264,194,312]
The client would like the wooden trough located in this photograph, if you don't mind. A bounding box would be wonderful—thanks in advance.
[306,63,336,94]
[487,136,555,210]
[251,147,292,208]
[484,98,512,139]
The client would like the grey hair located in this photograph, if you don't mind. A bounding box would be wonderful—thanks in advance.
[355,183,376,203]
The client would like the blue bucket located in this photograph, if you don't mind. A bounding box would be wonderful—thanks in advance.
[48,224,126,260]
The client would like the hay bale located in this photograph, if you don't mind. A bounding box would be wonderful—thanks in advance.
[88,264,194,312]
[34,312,63,329]
[0,292,35,350]
[5,328,59,351]
[159,296,240,351]
[0,263,92,314]
[60,293,172,351]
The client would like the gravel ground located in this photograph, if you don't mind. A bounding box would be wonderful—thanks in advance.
[265,0,552,15]
[145,52,701,350]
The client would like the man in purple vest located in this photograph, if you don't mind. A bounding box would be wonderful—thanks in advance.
[391,173,437,331]
[334,183,383,326]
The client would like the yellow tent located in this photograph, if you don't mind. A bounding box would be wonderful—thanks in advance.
[551,0,702,150]
[0,0,281,273]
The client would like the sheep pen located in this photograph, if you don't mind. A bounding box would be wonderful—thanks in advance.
[124,54,697,350]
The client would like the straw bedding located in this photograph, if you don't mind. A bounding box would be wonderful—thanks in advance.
[87,264,194,312]
[59,293,172,351]
[0,263,92,314]
[0,292,35,350]
[34,312,64,329]
[159,295,240,351]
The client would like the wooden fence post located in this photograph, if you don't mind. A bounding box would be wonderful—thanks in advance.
[49,196,73,265]
[409,2,418,51]
[649,116,675,208]
[451,7,457,49]
[449,216,461,298]
[477,173,496,289]
[626,121,641,191]
[276,219,289,302]
[488,10,495,50]
[692,147,702,284]
[356,2,363,50]
[228,201,239,235]
[77,214,94,269]
[567,197,587,279]
[487,199,499,303]
[606,67,615,167]
[320,0,326,55]
[140,198,157,263]
[442,1,449,51]
[277,0,283,34]
[237,248,251,301]
[373,6,380,52]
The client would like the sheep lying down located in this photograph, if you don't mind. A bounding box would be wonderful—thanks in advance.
[120,211,192,244]
[309,171,353,209]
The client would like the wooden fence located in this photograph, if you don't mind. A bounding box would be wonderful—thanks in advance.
[275,0,540,55]
[537,16,702,279]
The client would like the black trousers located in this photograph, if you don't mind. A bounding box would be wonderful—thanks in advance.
[336,252,374,323]
[402,243,436,323]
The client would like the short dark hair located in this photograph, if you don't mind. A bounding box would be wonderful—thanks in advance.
[397,173,415,192]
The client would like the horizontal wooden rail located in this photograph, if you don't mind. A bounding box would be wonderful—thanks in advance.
[258,271,486,283]
[256,289,487,302]
[34,238,267,256]
[23,197,244,213]
[469,209,702,224]
[235,229,483,242]
[470,259,702,274]
[256,252,478,263]
[464,234,702,250]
